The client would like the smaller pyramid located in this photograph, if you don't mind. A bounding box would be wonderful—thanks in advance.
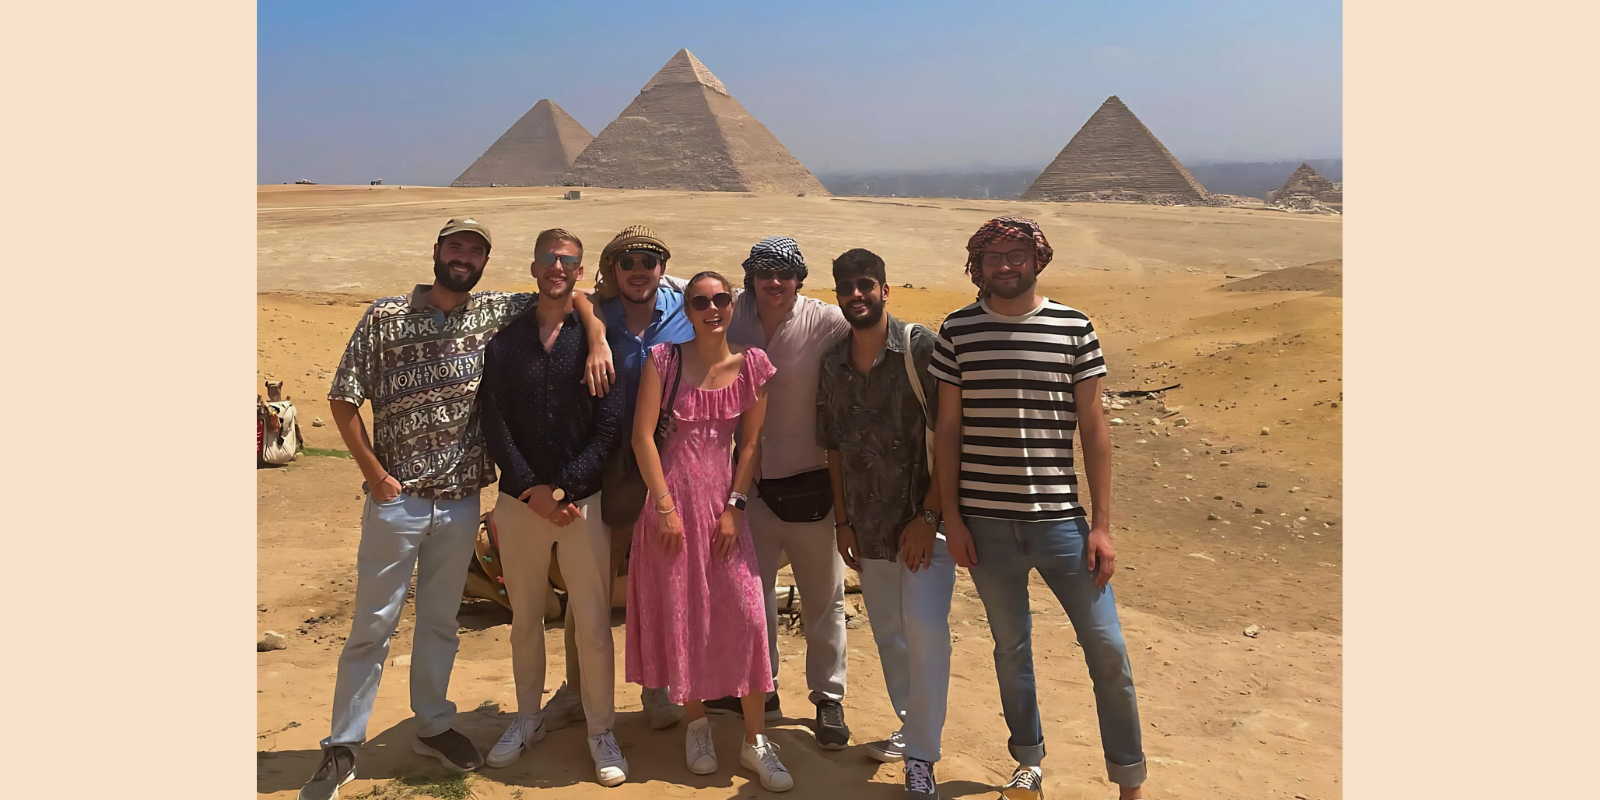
[1268,163,1341,209]
[452,99,594,187]
[562,49,828,195]
[1021,96,1208,204]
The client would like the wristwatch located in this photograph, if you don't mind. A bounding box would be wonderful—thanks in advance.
[921,508,941,527]
[728,491,748,511]
[551,487,566,502]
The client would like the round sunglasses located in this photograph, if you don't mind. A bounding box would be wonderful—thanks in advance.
[689,292,733,311]
[616,252,662,272]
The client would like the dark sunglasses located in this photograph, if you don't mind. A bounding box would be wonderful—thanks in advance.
[537,252,581,268]
[753,268,798,282]
[616,252,662,272]
[834,276,880,296]
[689,292,734,311]
[981,250,1030,268]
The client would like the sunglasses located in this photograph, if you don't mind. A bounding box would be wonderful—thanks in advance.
[981,250,1031,268]
[537,252,581,268]
[834,277,880,296]
[616,252,662,272]
[689,292,733,311]
[753,268,798,282]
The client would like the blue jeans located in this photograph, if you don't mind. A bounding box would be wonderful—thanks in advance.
[322,492,480,749]
[966,516,1146,788]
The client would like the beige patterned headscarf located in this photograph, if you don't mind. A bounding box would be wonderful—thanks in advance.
[594,225,672,300]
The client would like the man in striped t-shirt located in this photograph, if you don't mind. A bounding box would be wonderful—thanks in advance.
[928,218,1145,800]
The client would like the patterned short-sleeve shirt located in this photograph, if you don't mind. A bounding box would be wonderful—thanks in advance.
[328,285,533,500]
[816,315,941,561]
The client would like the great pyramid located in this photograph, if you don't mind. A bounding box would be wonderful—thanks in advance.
[452,99,593,187]
[1021,96,1209,204]
[1268,163,1342,210]
[562,49,828,195]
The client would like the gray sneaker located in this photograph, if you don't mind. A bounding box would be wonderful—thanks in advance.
[543,682,585,731]
[904,757,938,799]
[642,686,685,730]
[297,746,355,800]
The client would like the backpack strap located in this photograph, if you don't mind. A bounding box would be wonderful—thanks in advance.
[902,323,936,470]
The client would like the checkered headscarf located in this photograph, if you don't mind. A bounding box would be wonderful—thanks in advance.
[964,216,1053,299]
[741,236,807,290]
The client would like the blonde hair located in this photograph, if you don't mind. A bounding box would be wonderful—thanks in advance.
[534,228,583,256]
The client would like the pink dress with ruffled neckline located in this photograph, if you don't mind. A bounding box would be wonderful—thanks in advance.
[625,344,777,703]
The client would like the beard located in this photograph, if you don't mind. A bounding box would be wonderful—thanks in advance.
[434,257,484,293]
[844,298,885,329]
[619,278,658,306]
[986,268,1037,300]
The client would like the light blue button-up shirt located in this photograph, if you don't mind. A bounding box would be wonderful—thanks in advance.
[601,278,695,430]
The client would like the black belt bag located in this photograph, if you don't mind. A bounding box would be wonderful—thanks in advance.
[756,468,834,523]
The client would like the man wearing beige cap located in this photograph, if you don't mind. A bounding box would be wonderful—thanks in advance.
[301,218,607,800]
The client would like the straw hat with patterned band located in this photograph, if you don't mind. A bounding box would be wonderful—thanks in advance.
[595,225,672,300]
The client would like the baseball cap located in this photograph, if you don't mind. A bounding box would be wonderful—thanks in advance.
[437,217,492,250]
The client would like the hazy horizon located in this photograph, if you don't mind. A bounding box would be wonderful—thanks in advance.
[260,1,1342,186]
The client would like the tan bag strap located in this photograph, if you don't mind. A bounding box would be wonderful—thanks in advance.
[902,323,936,470]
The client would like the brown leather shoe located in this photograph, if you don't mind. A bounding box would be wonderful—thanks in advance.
[413,729,484,773]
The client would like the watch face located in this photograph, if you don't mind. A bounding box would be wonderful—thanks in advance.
[552,488,565,501]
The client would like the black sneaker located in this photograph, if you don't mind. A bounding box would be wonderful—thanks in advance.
[813,699,849,750]
[999,765,1044,799]
[905,757,939,799]
[298,745,356,800]
[703,694,782,721]
[413,728,484,773]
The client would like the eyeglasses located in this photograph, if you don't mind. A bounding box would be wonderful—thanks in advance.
[981,250,1031,268]
[616,252,662,272]
[537,252,581,268]
[834,277,880,296]
[688,292,733,311]
[753,268,798,282]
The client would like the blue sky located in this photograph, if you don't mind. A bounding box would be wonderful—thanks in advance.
[259,1,1341,185]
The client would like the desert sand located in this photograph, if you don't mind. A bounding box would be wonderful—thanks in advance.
[257,184,1341,800]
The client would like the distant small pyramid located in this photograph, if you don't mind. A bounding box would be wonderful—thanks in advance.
[1268,163,1341,208]
[1021,96,1208,203]
[562,49,828,195]
[452,99,593,187]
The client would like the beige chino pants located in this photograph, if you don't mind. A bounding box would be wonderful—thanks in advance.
[748,496,848,703]
[494,492,615,734]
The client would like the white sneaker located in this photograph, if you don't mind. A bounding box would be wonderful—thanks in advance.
[685,717,718,775]
[866,730,907,762]
[740,734,793,792]
[543,682,585,731]
[485,714,546,768]
[588,730,629,787]
[643,686,686,730]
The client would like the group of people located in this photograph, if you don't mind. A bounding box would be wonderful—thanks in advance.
[296,215,1148,800]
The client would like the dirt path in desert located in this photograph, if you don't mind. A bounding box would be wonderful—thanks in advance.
[257,186,1341,800]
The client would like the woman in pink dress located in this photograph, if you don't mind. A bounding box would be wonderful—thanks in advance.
[627,271,793,792]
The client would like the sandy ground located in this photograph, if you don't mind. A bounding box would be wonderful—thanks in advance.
[257,185,1342,800]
